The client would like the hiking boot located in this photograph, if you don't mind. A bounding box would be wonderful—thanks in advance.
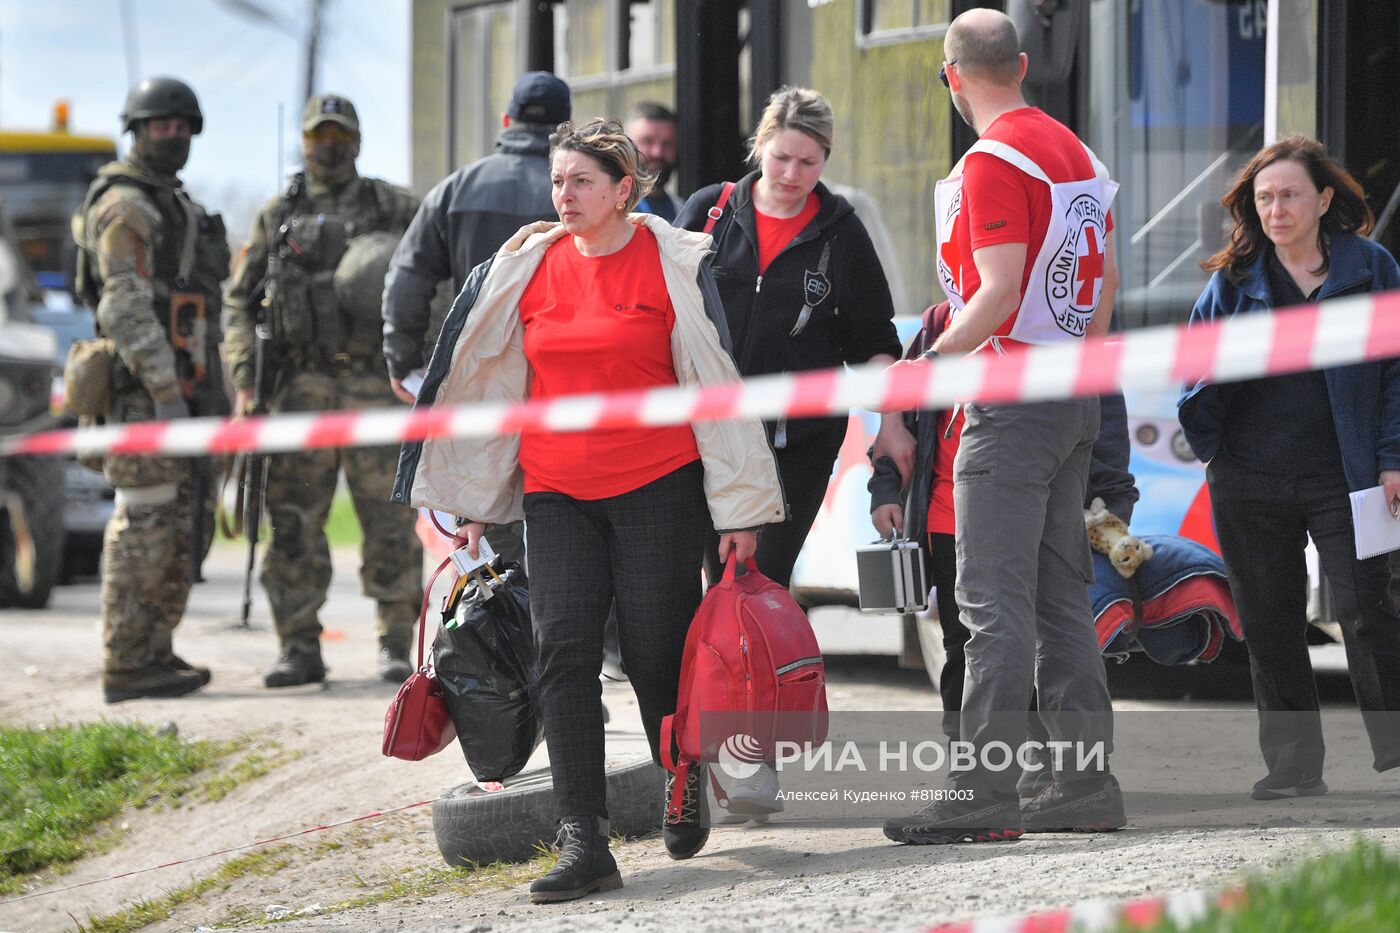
[103,664,206,704]
[376,641,413,683]
[1022,773,1126,832]
[529,816,622,904]
[883,795,1023,845]
[1016,765,1054,800]
[1250,771,1327,801]
[263,643,326,689]
[724,763,784,817]
[664,765,711,860]
[163,653,212,687]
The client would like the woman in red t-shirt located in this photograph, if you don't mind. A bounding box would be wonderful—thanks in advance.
[675,87,906,590]
[447,120,780,901]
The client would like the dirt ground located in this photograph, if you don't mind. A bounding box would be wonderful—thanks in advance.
[2,546,1398,933]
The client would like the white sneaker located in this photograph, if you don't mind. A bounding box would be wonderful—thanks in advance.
[715,810,770,826]
[723,763,784,817]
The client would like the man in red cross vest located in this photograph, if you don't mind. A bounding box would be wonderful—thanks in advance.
[885,7,1126,845]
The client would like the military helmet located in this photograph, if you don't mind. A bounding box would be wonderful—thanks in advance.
[121,77,204,135]
[334,232,399,319]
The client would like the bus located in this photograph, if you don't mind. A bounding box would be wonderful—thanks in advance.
[406,0,1400,677]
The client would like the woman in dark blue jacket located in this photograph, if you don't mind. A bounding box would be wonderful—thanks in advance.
[1178,137,1400,800]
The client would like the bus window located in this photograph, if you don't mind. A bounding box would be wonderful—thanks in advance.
[1091,0,1265,331]
[859,0,951,43]
[623,0,676,72]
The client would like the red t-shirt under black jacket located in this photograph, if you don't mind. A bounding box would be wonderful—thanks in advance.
[518,226,700,499]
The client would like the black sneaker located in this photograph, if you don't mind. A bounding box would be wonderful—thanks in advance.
[883,797,1023,845]
[263,643,327,688]
[1021,773,1126,832]
[1250,771,1327,801]
[663,765,711,860]
[529,816,622,904]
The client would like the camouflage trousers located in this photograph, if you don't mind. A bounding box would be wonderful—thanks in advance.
[101,473,213,673]
[261,370,423,649]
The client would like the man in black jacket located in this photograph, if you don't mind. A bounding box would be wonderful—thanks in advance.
[381,71,570,566]
[382,72,570,399]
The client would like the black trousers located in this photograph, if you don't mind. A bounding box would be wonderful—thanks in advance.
[1208,456,1400,776]
[929,532,969,737]
[705,423,844,588]
[525,461,709,820]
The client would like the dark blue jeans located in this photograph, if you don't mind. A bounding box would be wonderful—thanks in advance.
[524,461,709,820]
[1208,455,1400,776]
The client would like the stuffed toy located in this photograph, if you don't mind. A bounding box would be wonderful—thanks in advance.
[1084,497,1153,579]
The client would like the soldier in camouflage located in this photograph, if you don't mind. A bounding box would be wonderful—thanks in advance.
[224,94,423,688]
[71,77,230,703]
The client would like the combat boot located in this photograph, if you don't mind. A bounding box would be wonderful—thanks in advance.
[376,637,413,683]
[663,764,711,860]
[263,642,327,688]
[163,653,212,687]
[528,816,621,904]
[103,663,206,704]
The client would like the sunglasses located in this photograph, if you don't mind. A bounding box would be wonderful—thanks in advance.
[304,124,356,144]
[939,59,957,88]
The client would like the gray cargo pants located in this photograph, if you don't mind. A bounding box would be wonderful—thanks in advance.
[952,396,1113,798]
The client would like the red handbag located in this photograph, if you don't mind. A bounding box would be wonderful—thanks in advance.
[382,555,459,761]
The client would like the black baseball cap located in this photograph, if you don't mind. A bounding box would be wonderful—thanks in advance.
[507,72,571,125]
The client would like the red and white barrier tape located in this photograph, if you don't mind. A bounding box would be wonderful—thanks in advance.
[898,884,1248,932]
[6,290,1399,460]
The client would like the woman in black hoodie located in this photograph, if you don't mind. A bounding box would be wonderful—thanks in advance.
[677,86,905,590]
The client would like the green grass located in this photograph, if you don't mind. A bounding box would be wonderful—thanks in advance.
[216,490,362,548]
[0,723,221,893]
[199,743,298,803]
[289,851,557,921]
[74,846,293,933]
[321,490,363,549]
[1121,839,1400,932]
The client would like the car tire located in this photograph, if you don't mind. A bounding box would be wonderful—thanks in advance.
[432,758,667,867]
[0,455,66,609]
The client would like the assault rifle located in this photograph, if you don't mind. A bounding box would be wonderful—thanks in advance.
[238,171,304,627]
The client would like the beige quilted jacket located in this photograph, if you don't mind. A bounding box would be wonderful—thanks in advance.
[397,214,787,533]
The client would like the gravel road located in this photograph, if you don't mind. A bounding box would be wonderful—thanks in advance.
[2,545,1396,933]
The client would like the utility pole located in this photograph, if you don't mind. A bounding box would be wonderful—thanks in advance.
[302,0,327,105]
[217,0,330,106]
[119,0,141,87]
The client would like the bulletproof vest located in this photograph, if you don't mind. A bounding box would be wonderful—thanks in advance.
[74,161,231,397]
[266,176,410,365]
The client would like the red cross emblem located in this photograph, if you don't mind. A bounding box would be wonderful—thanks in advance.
[939,227,964,295]
[1075,226,1105,306]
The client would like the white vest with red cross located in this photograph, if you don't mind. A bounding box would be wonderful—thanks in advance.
[934,138,1119,344]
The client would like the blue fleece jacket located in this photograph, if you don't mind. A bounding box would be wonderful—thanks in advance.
[1177,233,1400,492]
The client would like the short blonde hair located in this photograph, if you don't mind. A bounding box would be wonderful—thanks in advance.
[748,86,834,165]
[549,118,656,212]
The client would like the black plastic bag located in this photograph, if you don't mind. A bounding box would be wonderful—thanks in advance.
[432,565,542,782]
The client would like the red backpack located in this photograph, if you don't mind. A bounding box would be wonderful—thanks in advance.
[660,555,829,817]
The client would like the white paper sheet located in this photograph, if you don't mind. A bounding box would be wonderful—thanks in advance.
[1349,484,1400,560]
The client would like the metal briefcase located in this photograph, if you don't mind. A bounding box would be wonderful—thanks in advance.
[856,537,929,614]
